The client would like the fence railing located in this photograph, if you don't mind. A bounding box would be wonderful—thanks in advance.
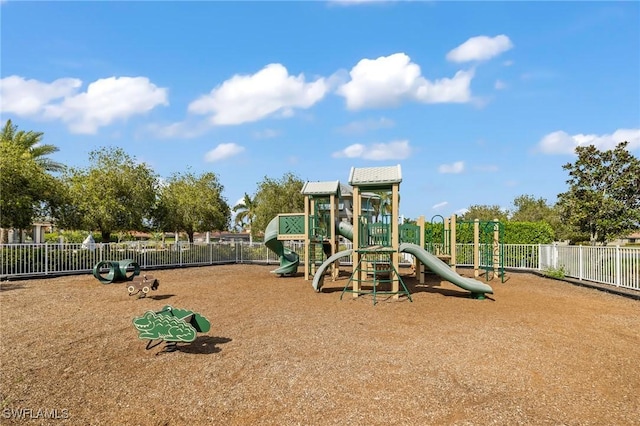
[1,242,638,292]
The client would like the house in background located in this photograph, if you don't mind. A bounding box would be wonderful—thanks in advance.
[614,231,640,246]
[1,219,54,244]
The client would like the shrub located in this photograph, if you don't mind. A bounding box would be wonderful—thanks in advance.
[543,266,566,279]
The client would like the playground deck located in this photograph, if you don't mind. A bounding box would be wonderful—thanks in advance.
[1,264,639,425]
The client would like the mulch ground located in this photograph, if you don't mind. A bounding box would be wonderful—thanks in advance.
[1,264,639,425]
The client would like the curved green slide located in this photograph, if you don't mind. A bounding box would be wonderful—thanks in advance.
[311,221,354,292]
[312,249,353,292]
[399,243,493,298]
[265,216,300,275]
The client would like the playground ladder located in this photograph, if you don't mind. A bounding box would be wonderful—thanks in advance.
[341,247,412,305]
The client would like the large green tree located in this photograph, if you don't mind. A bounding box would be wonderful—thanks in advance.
[0,121,62,243]
[557,141,640,245]
[510,195,555,222]
[58,147,158,243]
[155,170,230,242]
[459,204,509,222]
[252,172,305,236]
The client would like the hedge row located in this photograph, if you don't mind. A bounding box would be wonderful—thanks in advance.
[424,221,555,245]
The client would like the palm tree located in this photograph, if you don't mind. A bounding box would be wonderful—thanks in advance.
[375,191,401,222]
[1,120,64,243]
[1,120,64,172]
[233,193,256,243]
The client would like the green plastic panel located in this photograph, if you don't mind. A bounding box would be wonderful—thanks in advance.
[399,223,420,245]
[278,214,306,240]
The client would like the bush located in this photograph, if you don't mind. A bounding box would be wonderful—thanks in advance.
[44,230,89,244]
[424,220,554,246]
[543,266,566,279]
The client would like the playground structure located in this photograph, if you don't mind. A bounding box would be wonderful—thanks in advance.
[132,305,211,353]
[127,273,160,298]
[92,259,140,284]
[264,165,496,301]
[300,181,354,281]
[339,165,412,303]
[426,215,505,282]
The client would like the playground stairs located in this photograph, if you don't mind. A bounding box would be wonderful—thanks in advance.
[341,246,412,305]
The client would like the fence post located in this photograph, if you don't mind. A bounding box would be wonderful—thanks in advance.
[615,245,621,287]
[45,243,49,275]
[538,244,542,271]
[579,245,583,281]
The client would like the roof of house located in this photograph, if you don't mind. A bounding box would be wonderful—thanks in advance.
[348,165,402,187]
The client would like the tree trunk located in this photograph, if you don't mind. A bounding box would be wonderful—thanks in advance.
[101,231,111,243]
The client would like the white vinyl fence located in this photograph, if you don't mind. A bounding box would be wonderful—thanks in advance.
[1,242,638,292]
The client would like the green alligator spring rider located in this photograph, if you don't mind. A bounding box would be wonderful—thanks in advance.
[132,305,211,354]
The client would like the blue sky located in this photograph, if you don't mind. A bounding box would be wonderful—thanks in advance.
[1,0,639,222]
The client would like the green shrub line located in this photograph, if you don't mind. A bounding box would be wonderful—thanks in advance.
[425,221,555,245]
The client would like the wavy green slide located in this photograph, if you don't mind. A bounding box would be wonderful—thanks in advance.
[311,221,354,292]
[265,216,300,275]
[399,243,493,298]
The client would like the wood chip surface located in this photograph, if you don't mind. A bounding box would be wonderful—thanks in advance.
[1,265,639,425]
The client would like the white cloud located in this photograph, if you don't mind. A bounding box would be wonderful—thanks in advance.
[337,53,474,110]
[537,128,640,154]
[189,63,328,125]
[432,201,448,209]
[337,117,395,135]
[446,35,514,63]
[204,143,246,162]
[44,77,168,134]
[503,60,514,67]
[455,208,469,216]
[0,75,81,115]
[438,161,465,174]
[494,79,507,90]
[332,139,412,160]
[1,75,168,134]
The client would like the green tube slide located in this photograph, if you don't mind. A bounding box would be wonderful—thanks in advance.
[264,216,300,275]
[399,243,493,298]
